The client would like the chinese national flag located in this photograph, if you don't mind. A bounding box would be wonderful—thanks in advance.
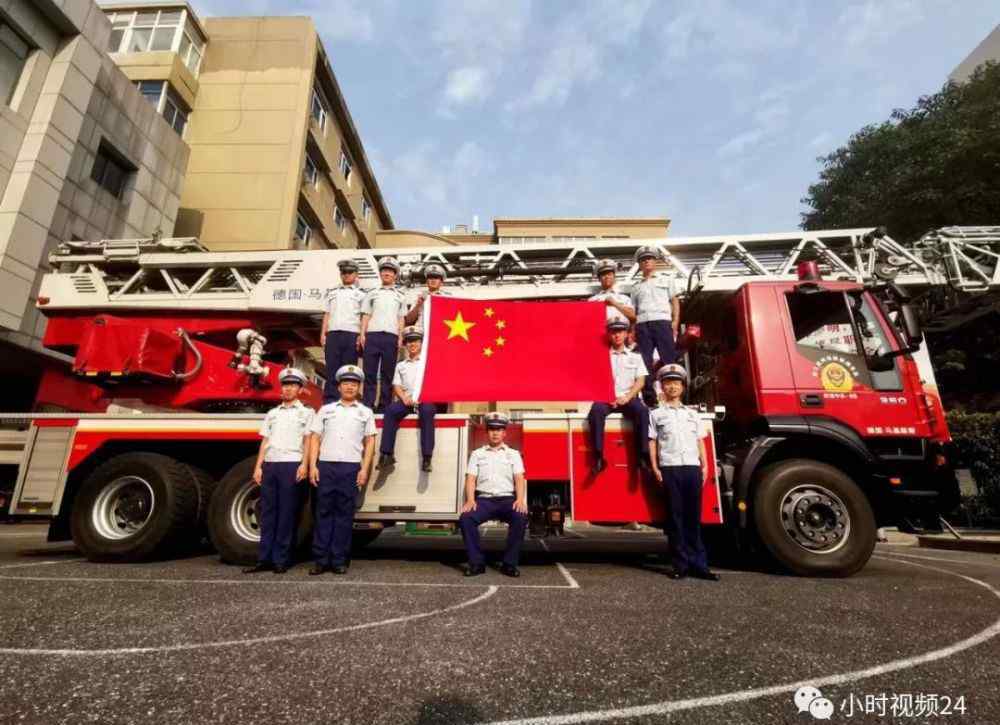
[414,296,614,402]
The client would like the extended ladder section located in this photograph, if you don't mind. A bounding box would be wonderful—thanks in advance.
[39,227,1000,329]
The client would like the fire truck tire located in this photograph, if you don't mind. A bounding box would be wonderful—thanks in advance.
[207,457,311,566]
[70,452,200,562]
[752,459,876,577]
[352,528,382,549]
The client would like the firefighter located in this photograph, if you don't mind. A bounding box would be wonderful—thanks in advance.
[630,246,680,404]
[588,259,635,325]
[377,326,441,473]
[648,364,719,581]
[243,367,313,575]
[404,263,452,326]
[307,364,377,575]
[360,257,406,412]
[587,318,650,474]
[320,260,366,402]
[458,412,528,578]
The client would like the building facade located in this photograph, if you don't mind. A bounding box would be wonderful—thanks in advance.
[0,0,189,406]
[949,24,1000,83]
[376,217,671,248]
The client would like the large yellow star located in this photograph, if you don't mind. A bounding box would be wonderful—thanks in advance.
[444,311,476,341]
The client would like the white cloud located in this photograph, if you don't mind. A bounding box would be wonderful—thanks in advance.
[444,66,490,106]
[808,131,833,150]
[838,0,924,49]
[311,1,375,42]
[376,140,493,218]
[661,0,805,62]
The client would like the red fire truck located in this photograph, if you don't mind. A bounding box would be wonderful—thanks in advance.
[6,227,977,576]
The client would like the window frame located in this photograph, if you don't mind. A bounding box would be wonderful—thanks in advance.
[106,8,205,76]
[303,152,319,187]
[310,87,328,132]
[333,205,347,235]
[0,17,33,107]
[135,80,188,137]
[338,147,353,186]
[91,142,134,199]
[361,195,372,225]
[294,213,312,247]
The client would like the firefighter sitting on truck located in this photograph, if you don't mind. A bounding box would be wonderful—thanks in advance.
[459,412,529,578]
[308,365,377,575]
[587,317,650,475]
[377,326,442,473]
[243,367,313,575]
[648,364,719,581]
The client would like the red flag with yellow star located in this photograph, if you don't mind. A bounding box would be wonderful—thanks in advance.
[413,296,614,402]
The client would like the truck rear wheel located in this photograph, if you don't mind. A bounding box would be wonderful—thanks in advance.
[752,459,876,577]
[207,457,312,566]
[70,452,200,562]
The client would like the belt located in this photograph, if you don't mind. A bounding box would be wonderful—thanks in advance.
[475,492,514,499]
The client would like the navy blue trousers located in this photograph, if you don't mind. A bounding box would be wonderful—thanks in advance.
[661,465,708,574]
[459,496,528,568]
[380,400,441,456]
[323,331,359,402]
[587,398,649,460]
[636,320,675,399]
[312,461,360,567]
[257,462,304,568]
[362,331,398,411]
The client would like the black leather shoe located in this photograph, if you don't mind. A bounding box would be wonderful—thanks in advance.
[309,564,328,576]
[242,562,271,574]
[668,570,687,580]
[464,564,486,577]
[690,569,720,581]
[331,564,348,575]
[421,456,432,472]
[593,457,607,474]
[499,564,520,578]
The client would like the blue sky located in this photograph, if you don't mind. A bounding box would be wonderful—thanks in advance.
[197,0,999,237]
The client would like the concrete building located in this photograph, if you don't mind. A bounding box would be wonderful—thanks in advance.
[377,217,671,248]
[0,0,190,407]
[950,24,1000,83]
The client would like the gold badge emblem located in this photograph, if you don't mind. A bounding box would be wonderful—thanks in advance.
[820,361,853,392]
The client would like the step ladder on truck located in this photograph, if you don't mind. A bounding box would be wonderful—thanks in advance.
[8,225,998,576]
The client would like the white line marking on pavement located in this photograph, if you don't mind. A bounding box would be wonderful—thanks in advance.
[876,550,1000,569]
[538,538,550,552]
[0,558,84,570]
[0,585,499,656]
[477,555,1000,725]
[554,562,580,590]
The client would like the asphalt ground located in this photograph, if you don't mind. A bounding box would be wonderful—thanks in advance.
[1,524,999,725]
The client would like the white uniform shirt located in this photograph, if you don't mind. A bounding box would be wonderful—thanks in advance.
[630,274,678,324]
[310,400,377,463]
[325,284,366,333]
[648,404,702,467]
[610,348,649,398]
[259,400,314,463]
[589,287,632,323]
[392,356,422,400]
[362,286,407,334]
[466,444,525,497]
[408,288,453,323]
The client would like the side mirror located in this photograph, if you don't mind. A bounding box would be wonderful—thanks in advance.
[901,303,921,345]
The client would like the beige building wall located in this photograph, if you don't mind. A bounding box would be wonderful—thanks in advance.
[950,24,1000,83]
[0,0,189,356]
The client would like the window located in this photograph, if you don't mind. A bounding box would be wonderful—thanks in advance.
[362,196,372,224]
[303,152,318,186]
[134,81,188,136]
[310,87,328,130]
[294,214,311,247]
[848,293,902,390]
[788,292,857,356]
[339,148,352,185]
[498,236,546,246]
[91,144,132,198]
[137,80,164,106]
[333,206,347,234]
[105,9,204,75]
[0,19,31,106]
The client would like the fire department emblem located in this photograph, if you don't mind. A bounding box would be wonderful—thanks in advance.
[819,361,854,392]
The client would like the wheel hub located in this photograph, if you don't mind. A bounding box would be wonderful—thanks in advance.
[92,476,155,541]
[780,485,850,554]
[229,480,262,543]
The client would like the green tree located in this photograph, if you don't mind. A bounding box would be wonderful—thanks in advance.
[801,62,1000,241]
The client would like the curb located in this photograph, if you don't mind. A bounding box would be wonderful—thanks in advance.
[918,535,1000,554]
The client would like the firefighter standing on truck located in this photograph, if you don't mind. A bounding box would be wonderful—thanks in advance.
[308,365,376,575]
[459,412,528,578]
[404,263,452,326]
[243,367,313,575]
[648,364,719,581]
[631,246,680,404]
[360,257,406,412]
[588,258,635,324]
[320,260,365,403]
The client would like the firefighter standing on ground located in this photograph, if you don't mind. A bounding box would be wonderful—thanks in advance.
[631,247,681,403]
[459,412,528,578]
[308,365,376,575]
[648,364,719,581]
[360,257,406,412]
[244,367,313,575]
[320,260,365,403]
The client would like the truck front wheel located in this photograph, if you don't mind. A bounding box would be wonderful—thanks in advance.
[70,452,200,562]
[752,459,876,577]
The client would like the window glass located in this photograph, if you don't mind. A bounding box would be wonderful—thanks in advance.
[0,21,31,105]
[149,26,176,51]
[179,32,192,61]
[134,12,157,26]
[158,11,182,24]
[91,145,132,198]
[128,27,152,52]
[137,80,163,107]
[108,28,125,52]
[187,45,202,74]
[787,292,857,355]
[849,294,902,390]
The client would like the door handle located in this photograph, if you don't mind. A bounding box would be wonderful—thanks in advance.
[800,394,823,407]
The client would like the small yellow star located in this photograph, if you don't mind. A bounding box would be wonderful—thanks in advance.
[483,347,493,357]
[496,320,506,330]
[444,311,476,341]
[484,307,495,318]
[495,336,506,347]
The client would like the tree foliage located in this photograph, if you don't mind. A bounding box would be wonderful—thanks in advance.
[801,62,1000,241]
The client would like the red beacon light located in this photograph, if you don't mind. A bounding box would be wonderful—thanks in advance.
[796,260,821,281]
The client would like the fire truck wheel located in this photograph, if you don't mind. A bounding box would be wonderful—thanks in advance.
[185,464,217,549]
[352,528,382,549]
[207,457,311,566]
[70,452,200,562]
[752,459,876,577]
